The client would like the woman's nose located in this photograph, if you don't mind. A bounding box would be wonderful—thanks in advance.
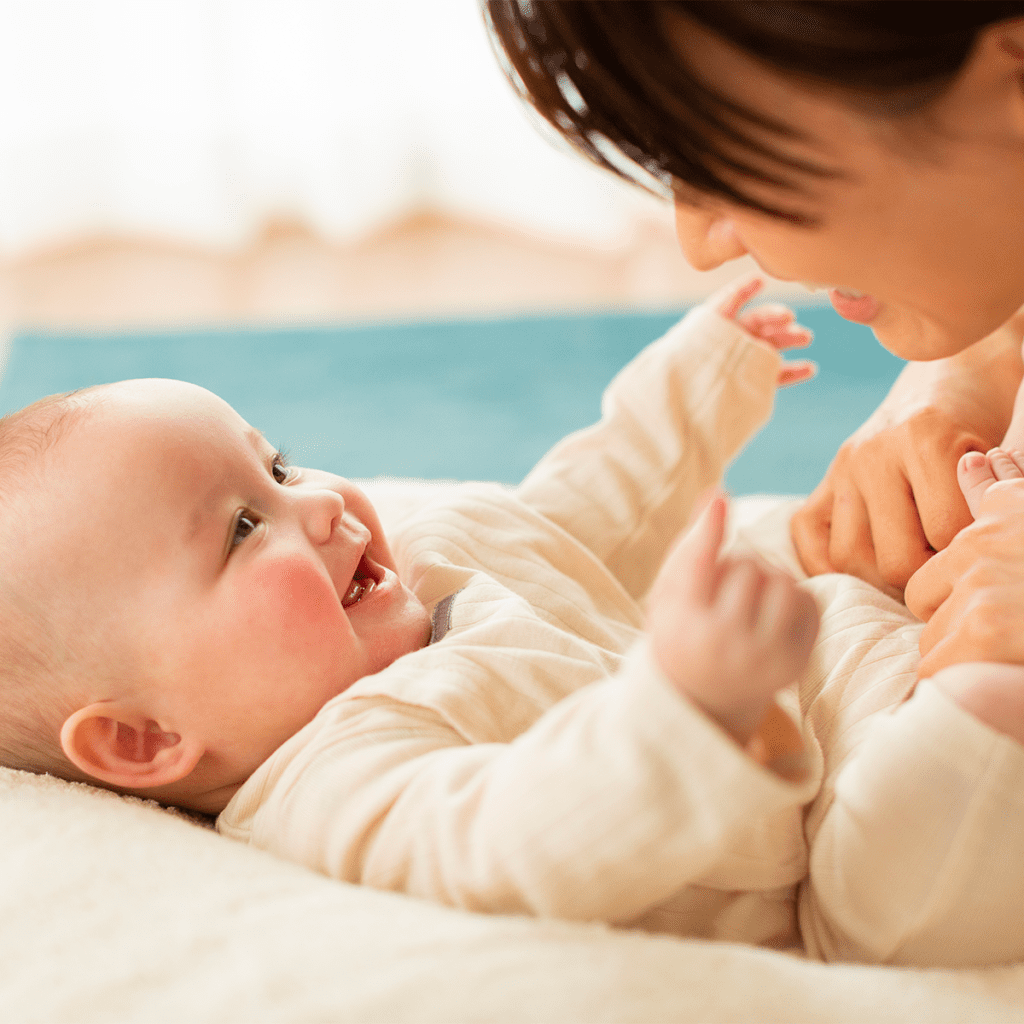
[299,487,346,545]
[674,203,747,271]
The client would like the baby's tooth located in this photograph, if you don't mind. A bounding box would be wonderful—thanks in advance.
[342,576,376,608]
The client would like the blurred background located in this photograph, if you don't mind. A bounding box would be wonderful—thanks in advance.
[0,0,806,355]
[0,0,895,492]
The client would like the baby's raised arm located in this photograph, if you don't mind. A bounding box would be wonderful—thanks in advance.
[647,492,819,748]
[517,276,814,603]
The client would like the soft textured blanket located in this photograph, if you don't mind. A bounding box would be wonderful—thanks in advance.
[1,482,1022,1023]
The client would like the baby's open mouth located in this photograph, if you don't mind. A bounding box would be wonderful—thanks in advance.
[341,553,380,608]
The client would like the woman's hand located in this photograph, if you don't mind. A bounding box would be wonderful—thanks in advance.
[907,448,1024,676]
[790,325,1023,594]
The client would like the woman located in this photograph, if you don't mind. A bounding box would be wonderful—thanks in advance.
[486,0,1024,684]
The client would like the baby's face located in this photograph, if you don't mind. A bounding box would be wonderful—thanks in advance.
[36,379,431,781]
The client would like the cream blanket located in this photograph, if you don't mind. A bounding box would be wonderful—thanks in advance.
[1,481,1023,1022]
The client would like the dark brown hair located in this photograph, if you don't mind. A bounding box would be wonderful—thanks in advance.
[484,1,1024,222]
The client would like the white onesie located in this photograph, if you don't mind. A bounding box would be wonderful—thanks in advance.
[219,303,1024,968]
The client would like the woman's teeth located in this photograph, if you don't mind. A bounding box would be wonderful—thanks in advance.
[802,283,868,299]
[342,576,375,608]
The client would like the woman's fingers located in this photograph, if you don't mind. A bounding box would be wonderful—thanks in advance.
[790,479,836,577]
[825,479,880,588]
[858,460,934,591]
[905,538,973,624]
[794,350,1016,588]
[905,539,970,624]
[917,573,1024,676]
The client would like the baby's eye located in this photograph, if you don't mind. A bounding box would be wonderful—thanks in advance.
[271,453,290,484]
[232,512,259,548]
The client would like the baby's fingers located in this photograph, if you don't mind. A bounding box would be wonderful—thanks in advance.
[739,303,794,331]
[740,313,814,352]
[712,275,764,320]
[654,490,728,609]
[757,575,819,658]
[716,558,768,628]
[683,492,728,604]
[777,359,817,388]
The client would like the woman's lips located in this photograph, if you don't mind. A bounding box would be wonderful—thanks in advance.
[828,287,881,324]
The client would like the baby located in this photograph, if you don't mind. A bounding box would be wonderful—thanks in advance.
[2,278,1023,969]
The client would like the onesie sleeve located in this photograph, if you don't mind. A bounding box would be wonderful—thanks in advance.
[219,640,816,924]
[800,675,1024,967]
[516,303,781,600]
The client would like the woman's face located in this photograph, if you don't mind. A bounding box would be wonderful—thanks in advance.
[666,16,1024,360]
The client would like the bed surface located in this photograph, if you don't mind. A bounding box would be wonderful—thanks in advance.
[4,762,1023,1024]
[2,485,1023,1023]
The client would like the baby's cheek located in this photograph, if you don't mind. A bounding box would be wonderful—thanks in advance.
[249,554,345,652]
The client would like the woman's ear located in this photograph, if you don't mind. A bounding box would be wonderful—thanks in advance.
[60,703,205,790]
[947,17,1024,141]
[995,19,1024,62]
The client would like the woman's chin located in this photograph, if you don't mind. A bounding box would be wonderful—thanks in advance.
[870,312,980,363]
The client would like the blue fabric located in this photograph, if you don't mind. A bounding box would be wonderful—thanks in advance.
[0,303,903,494]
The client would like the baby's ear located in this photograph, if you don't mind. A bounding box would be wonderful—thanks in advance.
[60,704,204,790]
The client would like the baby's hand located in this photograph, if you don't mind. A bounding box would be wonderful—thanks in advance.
[714,276,816,388]
[647,491,820,746]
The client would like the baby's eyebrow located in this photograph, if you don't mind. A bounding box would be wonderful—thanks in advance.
[244,426,268,452]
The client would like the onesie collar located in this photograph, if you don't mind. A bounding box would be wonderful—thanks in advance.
[428,590,462,644]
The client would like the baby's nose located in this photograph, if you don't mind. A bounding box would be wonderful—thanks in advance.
[303,487,346,545]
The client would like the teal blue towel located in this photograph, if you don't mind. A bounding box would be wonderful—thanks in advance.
[0,305,902,494]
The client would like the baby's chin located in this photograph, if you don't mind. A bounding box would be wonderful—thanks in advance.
[403,595,433,654]
[368,590,433,673]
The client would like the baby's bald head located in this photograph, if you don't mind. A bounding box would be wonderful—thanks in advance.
[0,389,103,777]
